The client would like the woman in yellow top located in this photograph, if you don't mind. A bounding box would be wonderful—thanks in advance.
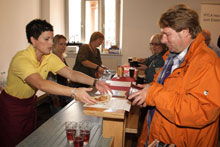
[0,19,111,147]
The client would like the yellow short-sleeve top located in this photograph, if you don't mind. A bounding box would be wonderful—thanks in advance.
[4,45,66,99]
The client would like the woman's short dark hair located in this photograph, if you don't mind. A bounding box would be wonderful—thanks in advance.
[26,19,53,44]
[159,4,202,39]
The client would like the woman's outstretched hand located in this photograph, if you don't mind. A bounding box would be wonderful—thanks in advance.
[95,80,112,94]
[74,88,97,104]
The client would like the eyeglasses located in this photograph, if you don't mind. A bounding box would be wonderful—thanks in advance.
[150,43,162,46]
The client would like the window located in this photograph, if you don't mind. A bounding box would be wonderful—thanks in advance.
[85,0,98,43]
[66,0,120,50]
[68,0,81,43]
[104,0,116,49]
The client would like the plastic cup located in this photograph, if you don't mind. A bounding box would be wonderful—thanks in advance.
[136,75,145,84]
[65,121,77,144]
[74,135,84,147]
[117,66,124,78]
[80,129,90,145]
[79,120,93,145]
[129,68,135,78]
[128,57,132,63]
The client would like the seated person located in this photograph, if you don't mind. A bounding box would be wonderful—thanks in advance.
[135,33,168,144]
[137,33,168,83]
[48,34,72,112]
[71,32,106,87]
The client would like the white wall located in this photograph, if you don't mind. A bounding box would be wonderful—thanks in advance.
[41,0,50,21]
[0,0,40,73]
[120,0,220,64]
[0,0,65,74]
[50,0,65,35]
[41,0,65,35]
[200,3,220,45]
[120,0,202,64]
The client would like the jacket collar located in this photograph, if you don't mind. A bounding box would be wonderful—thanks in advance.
[179,33,205,67]
[184,33,204,61]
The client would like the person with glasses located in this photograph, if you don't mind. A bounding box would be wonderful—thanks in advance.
[135,33,168,146]
[71,32,107,88]
[129,4,220,147]
[137,33,168,83]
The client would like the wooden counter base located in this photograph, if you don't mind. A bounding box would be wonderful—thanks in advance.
[102,118,126,147]
[83,107,126,147]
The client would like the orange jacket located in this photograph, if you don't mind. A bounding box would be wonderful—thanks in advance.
[139,33,220,147]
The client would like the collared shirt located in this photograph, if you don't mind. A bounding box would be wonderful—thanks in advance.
[4,45,66,99]
[171,47,189,73]
[157,46,189,85]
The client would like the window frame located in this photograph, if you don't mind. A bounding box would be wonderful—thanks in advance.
[65,0,120,50]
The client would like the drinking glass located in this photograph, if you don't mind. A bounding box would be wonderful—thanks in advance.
[74,135,84,147]
[65,121,77,144]
[129,68,135,78]
[79,120,94,145]
[117,66,124,78]
[128,57,132,63]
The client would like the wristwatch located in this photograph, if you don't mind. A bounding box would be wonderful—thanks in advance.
[95,65,100,71]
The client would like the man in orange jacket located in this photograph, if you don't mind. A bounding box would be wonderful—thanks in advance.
[129,4,220,147]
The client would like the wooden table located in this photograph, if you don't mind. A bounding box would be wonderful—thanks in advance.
[83,77,140,147]
[84,105,126,147]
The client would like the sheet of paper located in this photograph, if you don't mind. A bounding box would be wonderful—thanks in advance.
[112,90,127,97]
[96,90,127,97]
[106,80,131,87]
[84,97,131,112]
[108,98,131,111]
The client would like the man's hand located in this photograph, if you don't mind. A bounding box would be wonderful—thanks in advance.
[128,84,150,107]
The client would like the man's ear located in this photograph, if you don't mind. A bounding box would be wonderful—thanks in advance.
[181,28,190,38]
